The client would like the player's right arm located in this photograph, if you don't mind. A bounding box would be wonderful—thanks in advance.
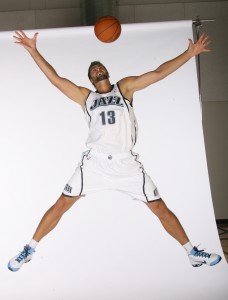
[13,31,89,107]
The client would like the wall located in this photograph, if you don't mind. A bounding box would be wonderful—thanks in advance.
[0,0,227,219]
[1,22,227,300]
[118,1,228,219]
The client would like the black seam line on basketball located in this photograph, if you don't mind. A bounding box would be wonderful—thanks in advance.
[110,24,121,40]
[97,21,118,36]
[130,151,148,202]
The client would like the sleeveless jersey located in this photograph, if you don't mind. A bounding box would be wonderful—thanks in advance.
[84,83,138,154]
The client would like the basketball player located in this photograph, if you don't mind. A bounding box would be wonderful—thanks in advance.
[8,30,221,272]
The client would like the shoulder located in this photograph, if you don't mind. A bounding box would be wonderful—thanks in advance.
[118,76,138,92]
[117,76,137,101]
[80,86,92,96]
[73,86,92,106]
[118,76,137,85]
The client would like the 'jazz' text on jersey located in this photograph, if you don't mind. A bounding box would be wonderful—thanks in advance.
[90,96,124,111]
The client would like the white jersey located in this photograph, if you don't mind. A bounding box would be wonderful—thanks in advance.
[63,83,161,202]
[84,83,138,154]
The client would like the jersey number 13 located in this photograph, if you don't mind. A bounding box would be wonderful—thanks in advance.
[100,111,116,125]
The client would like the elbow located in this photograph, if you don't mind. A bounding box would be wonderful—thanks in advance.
[156,67,174,81]
[154,70,166,82]
[50,76,62,88]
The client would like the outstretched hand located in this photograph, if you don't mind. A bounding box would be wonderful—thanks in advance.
[188,33,211,57]
[13,30,38,52]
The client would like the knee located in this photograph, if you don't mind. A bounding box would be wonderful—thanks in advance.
[147,200,170,218]
[53,195,79,215]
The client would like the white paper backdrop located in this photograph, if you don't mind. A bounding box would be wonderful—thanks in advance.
[0,21,227,300]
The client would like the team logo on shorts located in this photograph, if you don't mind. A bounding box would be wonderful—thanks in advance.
[64,184,72,193]
[153,188,159,197]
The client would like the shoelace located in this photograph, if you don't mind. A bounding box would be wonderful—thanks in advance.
[15,246,31,263]
[194,248,211,259]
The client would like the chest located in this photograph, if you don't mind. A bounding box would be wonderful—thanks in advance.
[86,93,130,127]
[89,95,124,112]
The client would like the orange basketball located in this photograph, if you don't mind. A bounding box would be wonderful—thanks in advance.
[94,16,121,43]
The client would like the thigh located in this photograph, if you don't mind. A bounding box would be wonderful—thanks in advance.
[146,199,166,214]
[62,151,91,197]
[62,150,110,197]
[114,153,161,203]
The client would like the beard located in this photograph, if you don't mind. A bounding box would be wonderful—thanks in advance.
[94,73,109,83]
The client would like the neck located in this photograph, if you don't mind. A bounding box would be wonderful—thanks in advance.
[95,79,112,93]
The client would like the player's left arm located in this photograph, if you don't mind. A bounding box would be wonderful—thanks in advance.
[119,33,211,100]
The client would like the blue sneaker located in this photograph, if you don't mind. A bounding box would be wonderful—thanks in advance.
[8,245,35,272]
[189,246,222,267]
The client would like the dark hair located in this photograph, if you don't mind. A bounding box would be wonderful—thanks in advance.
[88,61,105,79]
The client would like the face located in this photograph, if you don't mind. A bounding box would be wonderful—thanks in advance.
[89,64,109,84]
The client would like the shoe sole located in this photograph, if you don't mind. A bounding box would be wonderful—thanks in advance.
[8,263,19,272]
[192,263,203,267]
[8,258,32,272]
[192,255,222,267]
[209,255,222,266]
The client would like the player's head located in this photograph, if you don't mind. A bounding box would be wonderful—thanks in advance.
[88,61,109,85]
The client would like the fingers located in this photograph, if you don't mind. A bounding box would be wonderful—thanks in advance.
[202,36,210,46]
[13,30,38,42]
[14,30,25,38]
[13,36,22,43]
[198,32,206,41]
[34,32,39,39]
[19,30,26,38]
[13,31,25,43]
[199,33,211,46]
[196,33,211,53]
[203,40,211,48]
[202,39,211,52]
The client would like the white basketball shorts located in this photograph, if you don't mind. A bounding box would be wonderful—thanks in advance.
[63,149,161,203]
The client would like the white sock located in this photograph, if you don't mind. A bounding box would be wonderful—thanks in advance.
[29,239,39,250]
[183,241,194,254]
